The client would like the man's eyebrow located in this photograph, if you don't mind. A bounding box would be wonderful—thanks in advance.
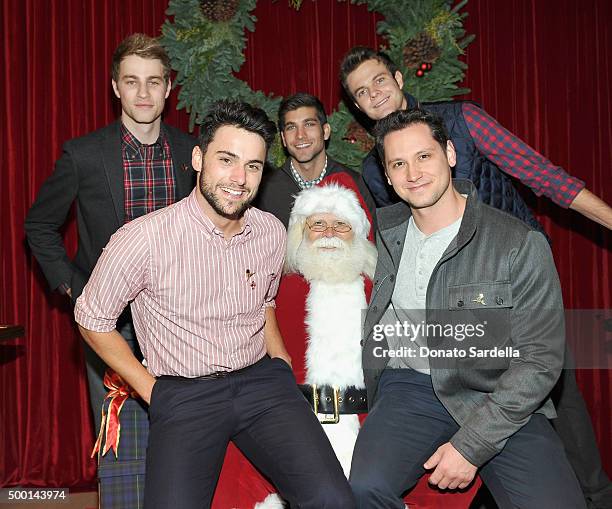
[216,150,238,158]
[121,74,163,80]
[216,150,263,166]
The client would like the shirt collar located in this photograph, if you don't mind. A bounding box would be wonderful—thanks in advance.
[121,123,167,157]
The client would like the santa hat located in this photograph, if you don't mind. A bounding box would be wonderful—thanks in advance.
[288,183,371,240]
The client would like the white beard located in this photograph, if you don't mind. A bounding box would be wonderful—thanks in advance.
[295,235,376,284]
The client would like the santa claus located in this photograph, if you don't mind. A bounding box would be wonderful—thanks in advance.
[285,183,377,475]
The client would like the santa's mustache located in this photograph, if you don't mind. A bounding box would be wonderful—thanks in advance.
[311,236,346,250]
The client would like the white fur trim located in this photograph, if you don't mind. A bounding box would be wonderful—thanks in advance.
[253,493,286,509]
[289,183,370,240]
[304,279,366,388]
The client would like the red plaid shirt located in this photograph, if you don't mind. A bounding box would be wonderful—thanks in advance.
[462,103,584,208]
[122,125,176,223]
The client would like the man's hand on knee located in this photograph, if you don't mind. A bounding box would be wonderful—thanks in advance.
[423,442,477,490]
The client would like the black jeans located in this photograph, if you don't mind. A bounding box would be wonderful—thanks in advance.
[349,369,587,509]
[144,356,355,509]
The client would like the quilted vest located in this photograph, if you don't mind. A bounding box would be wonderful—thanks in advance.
[362,97,546,236]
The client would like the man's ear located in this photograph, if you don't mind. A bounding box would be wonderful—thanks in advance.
[111,80,120,99]
[280,131,287,148]
[192,146,203,173]
[446,140,457,168]
[394,70,404,90]
[164,78,172,99]
[323,123,331,141]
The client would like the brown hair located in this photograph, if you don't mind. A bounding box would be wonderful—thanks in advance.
[111,33,171,84]
[339,46,400,98]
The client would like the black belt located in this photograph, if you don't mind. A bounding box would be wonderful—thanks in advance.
[299,384,368,423]
[158,356,268,381]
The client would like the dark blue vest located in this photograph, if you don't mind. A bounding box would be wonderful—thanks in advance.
[362,97,546,236]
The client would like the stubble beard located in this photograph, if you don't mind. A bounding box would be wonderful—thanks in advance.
[199,172,252,220]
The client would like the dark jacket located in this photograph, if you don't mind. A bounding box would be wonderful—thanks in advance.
[25,121,197,300]
[362,94,547,236]
[363,179,565,466]
[254,156,376,228]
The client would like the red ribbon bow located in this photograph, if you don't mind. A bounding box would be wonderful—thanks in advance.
[91,369,139,458]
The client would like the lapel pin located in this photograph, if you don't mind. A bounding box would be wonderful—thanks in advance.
[472,293,486,305]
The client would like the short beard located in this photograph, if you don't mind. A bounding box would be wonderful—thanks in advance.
[199,172,252,220]
[295,236,377,284]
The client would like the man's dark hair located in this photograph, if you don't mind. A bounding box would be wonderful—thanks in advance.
[339,46,400,98]
[112,33,171,84]
[199,100,277,155]
[278,93,328,131]
[374,108,450,163]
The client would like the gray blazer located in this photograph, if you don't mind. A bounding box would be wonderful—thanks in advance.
[362,180,565,466]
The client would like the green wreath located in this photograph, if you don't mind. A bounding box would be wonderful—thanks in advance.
[161,0,473,168]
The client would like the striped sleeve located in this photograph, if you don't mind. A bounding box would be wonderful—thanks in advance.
[74,223,150,332]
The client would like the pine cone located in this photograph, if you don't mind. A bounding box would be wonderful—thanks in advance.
[403,32,441,68]
[346,121,374,152]
[201,0,238,22]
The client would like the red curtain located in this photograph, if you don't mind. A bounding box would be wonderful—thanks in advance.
[1,0,609,489]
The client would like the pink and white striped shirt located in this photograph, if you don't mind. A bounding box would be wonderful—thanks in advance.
[75,189,286,377]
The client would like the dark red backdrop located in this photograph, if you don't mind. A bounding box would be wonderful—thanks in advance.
[1,0,609,489]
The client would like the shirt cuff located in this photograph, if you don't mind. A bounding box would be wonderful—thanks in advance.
[74,296,118,333]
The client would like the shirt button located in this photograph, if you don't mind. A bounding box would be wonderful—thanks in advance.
[372,305,378,312]
[389,275,395,282]
[457,300,464,307]
[495,296,504,305]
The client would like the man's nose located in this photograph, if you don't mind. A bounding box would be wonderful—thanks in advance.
[323,227,336,238]
[229,165,246,186]
[405,164,423,182]
[137,82,149,98]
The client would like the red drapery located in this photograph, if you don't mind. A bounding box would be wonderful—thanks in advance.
[1,0,609,489]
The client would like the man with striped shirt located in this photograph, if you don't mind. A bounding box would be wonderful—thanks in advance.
[75,100,355,509]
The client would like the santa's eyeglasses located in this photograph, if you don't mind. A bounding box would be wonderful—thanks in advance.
[306,219,352,233]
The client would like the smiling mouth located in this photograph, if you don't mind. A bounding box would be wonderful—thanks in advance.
[220,186,247,199]
[374,97,389,108]
[294,142,312,149]
[405,182,430,191]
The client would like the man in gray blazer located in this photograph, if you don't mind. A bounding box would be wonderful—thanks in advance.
[349,109,586,508]
[25,33,196,431]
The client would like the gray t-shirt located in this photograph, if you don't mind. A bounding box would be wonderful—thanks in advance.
[385,215,462,373]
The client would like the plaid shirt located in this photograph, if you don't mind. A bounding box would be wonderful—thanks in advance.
[462,103,584,208]
[122,124,176,223]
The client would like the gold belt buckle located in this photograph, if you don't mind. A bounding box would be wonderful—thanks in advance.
[311,384,340,424]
